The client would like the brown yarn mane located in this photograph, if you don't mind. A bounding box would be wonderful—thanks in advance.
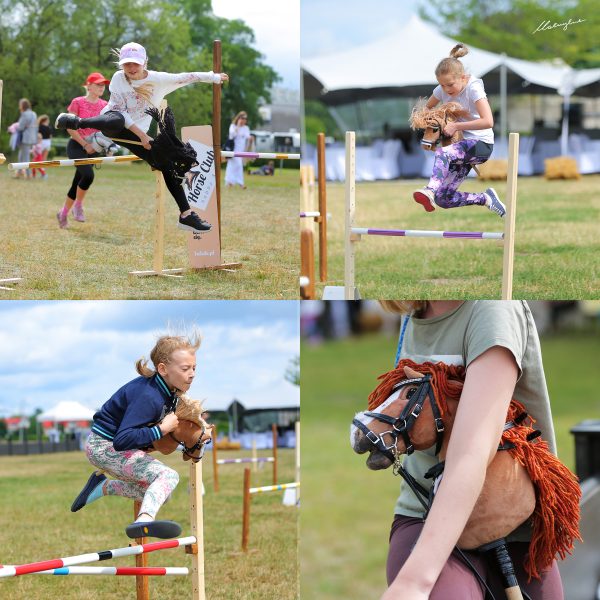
[366,359,581,580]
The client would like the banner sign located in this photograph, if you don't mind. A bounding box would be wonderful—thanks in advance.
[181,125,221,268]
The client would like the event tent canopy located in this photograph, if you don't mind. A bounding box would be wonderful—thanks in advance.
[302,14,598,103]
[36,401,95,423]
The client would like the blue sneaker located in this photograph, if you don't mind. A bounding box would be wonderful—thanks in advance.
[485,188,506,218]
[71,471,106,512]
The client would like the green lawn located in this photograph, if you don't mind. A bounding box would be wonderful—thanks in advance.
[0,447,298,599]
[300,329,600,599]
[313,175,600,298]
[0,162,299,299]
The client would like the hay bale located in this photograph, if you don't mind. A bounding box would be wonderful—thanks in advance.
[216,436,242,450]
[477,159,508,180]
[544,156,580,180]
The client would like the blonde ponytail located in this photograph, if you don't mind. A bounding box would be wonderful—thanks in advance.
[435,44,469,78]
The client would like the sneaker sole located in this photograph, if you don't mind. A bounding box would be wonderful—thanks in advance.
[413,191,435,212]
[177,223,212,233]
[125,520,182,540]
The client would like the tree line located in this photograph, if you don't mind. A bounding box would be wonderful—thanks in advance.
[0,0,280,153]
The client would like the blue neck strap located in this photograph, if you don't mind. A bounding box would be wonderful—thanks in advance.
[394,315,410,367]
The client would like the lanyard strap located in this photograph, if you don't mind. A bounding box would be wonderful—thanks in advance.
[394,315,410,367]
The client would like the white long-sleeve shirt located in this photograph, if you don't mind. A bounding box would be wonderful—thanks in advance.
[102,70,221,132]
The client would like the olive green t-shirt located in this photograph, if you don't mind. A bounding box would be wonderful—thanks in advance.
[394,300,556,535]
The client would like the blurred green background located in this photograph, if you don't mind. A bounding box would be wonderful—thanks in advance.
[300,302,600,598]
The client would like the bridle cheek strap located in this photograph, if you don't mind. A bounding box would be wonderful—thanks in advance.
[357,375,445,457]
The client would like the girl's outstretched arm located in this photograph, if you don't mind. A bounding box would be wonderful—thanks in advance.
[381,346,518,599]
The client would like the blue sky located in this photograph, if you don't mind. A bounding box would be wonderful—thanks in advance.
[212,0,299,90]
[301,0,418,58]
[0,301,299,418]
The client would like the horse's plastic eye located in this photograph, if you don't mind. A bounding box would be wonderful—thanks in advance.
[407,387,416,399]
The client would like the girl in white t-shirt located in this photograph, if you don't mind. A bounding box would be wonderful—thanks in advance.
[55,42,229,233]
[413,45,506,218]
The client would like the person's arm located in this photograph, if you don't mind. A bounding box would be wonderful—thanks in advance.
[382,346,518,599]
[67,127,95,155]
[128,123,153,150]
[113,391,177,451]
[157,71,229,100]
[425,94,441,109]
[443,97,494,136]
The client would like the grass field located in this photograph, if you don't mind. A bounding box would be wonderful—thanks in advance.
[0,447,298,599]
[310,174,600,299]
[300,328,600,599]
[0,162,299,299]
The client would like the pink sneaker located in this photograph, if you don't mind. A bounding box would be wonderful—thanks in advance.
[71,204,85,222]
[56,211,68,229]
[413,188,436,212]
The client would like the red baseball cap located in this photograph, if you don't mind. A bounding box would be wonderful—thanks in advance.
[85,72,110,85]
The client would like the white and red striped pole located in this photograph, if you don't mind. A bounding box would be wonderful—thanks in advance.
[0,536,195,578]
[0,566,188,576]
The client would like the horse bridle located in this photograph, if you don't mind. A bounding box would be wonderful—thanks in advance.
[352,374,445,462]
[421,115,452,150]
[169,422,212,463]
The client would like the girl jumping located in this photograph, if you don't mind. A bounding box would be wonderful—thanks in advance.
[55,42,228,233]
[413,44,506,218]
[71,333,209,539]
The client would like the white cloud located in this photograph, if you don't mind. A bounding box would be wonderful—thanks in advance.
[301,0,417,58]
[211,0,300,90]
[0,302,298,417]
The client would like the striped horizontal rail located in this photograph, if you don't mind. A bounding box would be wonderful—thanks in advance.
[300,211,321,218]
[216,457,274,465]
[4,566,189,576]
[351,227,503,240]
[0,536,196,578]
[249,481,300,494]
[8,155,141,170]
[221,151,300,160]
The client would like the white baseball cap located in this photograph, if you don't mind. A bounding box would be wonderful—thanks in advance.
[118,42,147,66]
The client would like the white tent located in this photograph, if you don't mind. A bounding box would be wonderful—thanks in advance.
[302,14,600,151]
[302,15,570,103]
[37,401,95,423]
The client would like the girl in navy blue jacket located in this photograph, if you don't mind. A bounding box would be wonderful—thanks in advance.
[71,334,201,539]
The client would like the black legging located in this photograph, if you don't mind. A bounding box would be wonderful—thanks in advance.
[66,139,98,200]
[74,111,190,213]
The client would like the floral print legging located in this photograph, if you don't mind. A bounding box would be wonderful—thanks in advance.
[427,139,493,209]
[86,432,179,519]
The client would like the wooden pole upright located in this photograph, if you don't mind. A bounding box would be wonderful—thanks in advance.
[133,500,150,600]
[213,40,223,244]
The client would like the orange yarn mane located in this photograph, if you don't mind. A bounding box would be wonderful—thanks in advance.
[367,359,581,580]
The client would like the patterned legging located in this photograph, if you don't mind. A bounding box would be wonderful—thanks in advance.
[86,432,179,519]
[427,139,493,209]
